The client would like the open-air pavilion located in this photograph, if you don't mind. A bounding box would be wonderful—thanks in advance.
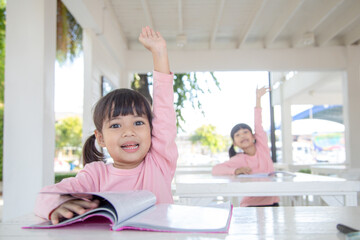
[3,0,360,221]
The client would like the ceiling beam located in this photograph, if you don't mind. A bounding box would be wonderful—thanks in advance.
[309,0,344,32]
[317,2,360,46]
[237,0,266,49]
[140,0,154,29]
[265,0,304,47]
[210,0,226,49]
[344,25,360,45]
[292,0,344,47]
[126,46,348,72]
[177,0,183,33]
[104,0,127,48]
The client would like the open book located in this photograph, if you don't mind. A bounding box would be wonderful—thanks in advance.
[236,171,296,178]
[24,190,233,233]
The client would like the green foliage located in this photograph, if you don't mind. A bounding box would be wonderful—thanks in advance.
[190,125,228,154]
[0,1,5,104]
[55,172,77,183]
[132,72,221,131]
[55,116,82,151]
[174,73,220,131]
[0,107,3,181]
[56,0,82,65]
[298,168,311,174]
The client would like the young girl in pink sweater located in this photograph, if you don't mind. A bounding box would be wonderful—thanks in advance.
[212,87,279,207]
[35,26,178,224]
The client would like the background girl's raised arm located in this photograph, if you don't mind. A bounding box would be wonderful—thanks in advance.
[256,86,270,108]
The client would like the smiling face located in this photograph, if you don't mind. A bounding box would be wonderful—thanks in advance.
[95,114,151,169]
[233,128,255,150]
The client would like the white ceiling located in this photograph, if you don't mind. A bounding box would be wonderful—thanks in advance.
[62,0,360,105]
[108,0,360,51]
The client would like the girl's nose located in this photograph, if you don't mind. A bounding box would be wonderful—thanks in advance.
[122,127,135,137]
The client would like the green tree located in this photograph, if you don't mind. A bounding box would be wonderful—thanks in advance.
[56,0,82,65]
[132,73,220,131]
[55,116,82,154]
[0,0,6,181]
[190,125,228,154]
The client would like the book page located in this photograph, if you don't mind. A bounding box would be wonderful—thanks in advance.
[236,171,296,178]
[236,173,270,178]
[92,191,156,225]
[115,202,232,233]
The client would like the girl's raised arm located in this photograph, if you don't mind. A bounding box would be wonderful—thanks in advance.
[138,26,170,74]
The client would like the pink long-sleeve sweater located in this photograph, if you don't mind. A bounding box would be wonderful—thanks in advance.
[212,107,279,207]
[34,71,178,219]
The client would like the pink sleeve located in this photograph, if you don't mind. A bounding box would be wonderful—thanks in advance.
[212,159,238,175]
[254,107,274,172]
[34,165,99,219]
[148,71,178,178]
[254,107,268,148]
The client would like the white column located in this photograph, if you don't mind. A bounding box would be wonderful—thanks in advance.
[82,30,95,145]
[280,88,293,165]
[3,0,57,221]
[343,46,360,168]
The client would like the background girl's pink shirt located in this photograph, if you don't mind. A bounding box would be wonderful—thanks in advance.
[212,107,279,206]
[34,71,178,219]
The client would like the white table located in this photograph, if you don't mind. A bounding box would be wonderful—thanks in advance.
[175,166,213,175]
[175,172,360,206]
[311,165,347,176]
[1,207,359,239]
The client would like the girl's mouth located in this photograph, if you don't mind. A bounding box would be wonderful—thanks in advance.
[121,143,139,153]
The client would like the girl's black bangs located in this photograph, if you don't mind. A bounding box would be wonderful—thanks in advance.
[107,91,148,119]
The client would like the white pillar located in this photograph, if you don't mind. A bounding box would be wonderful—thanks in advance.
[343,46,360,168]
[280,87,293,165]
[82,30,96,145]
[3,0,57,221]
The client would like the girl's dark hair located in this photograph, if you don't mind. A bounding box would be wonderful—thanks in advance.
[228,123,253,158]
[82,88,153,165]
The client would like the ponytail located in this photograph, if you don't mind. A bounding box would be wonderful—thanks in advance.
[228,144,237,158]
[82,134,105,165]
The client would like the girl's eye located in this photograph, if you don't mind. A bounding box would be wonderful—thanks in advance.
[110,124,121,128]
[135,121,145,126]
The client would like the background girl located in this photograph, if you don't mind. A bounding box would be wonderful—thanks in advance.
[34,26,178,224]
[212,86,279,207]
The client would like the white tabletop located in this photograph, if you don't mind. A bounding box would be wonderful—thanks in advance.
[311,165,347,175]
[175,172,360,206]
[1,206,359,240]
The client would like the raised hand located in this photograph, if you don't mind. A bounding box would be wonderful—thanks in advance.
[256,86,270,99]
[138,26,167,55]
[256,86,270,108]
[138,26,170,74]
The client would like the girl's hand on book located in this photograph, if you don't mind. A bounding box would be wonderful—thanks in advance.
[50,199,100,225]
[235,167,252,175]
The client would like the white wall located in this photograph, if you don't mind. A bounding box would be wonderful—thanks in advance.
[82,29,127,144]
